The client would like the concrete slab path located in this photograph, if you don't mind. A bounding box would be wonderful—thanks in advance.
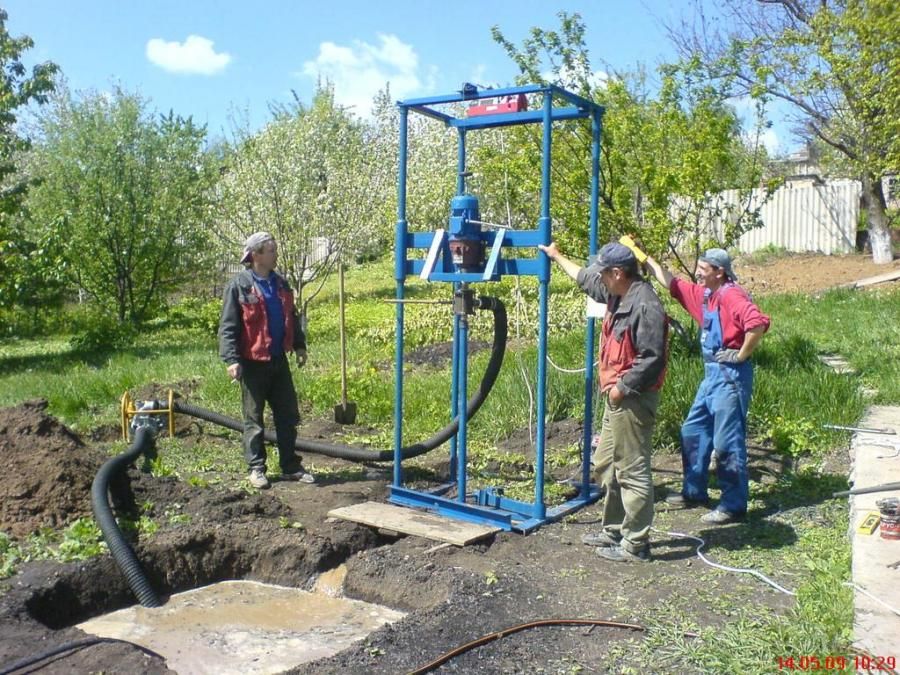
[848,406,900,660]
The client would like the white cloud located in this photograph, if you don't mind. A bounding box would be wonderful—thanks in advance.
[300,34,432,117]
[146,35,231,75]
[729,95,759,120]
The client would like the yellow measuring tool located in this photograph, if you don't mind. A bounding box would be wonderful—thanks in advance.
[857,511,881,535]
[618,235,648,263]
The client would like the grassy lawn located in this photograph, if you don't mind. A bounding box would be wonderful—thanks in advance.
[1,259,898,673]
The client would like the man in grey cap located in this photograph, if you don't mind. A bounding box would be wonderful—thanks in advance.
[642,247,769,524]
[539,241,668,562]
[218,232,314,489]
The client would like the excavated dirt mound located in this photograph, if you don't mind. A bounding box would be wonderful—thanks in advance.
[0,400,106,537]
[0,406,383,673]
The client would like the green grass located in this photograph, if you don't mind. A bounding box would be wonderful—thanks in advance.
[758,287,900,404]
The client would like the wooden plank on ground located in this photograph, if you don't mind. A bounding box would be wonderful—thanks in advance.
[852,269,900,288]
[837,269,900,289]
[328,502,500,546]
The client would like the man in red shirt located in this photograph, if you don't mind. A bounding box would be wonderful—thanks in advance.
[645,249,769,524]
[540,241,668,562]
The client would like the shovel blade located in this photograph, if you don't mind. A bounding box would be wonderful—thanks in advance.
[333,401,358,425]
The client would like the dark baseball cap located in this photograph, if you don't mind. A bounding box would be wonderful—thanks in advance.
[595,242,637,271]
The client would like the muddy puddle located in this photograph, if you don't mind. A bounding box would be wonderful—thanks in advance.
[77,579,405,674]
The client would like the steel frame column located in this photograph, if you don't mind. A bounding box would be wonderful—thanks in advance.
[392,106,409,489]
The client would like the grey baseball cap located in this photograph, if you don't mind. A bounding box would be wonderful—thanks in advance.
[700,248,737,281]
[240,231,275,264]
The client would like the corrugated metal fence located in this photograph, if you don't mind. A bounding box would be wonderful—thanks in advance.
[708,179,860,255]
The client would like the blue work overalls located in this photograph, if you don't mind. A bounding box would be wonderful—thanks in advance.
[680,289,753,514]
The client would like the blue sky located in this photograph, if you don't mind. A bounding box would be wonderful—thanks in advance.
[5,0,792,151]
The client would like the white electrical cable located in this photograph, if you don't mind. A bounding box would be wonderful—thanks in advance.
[843,581,900,617]
[654,529,900,616]
[653,527,797,596]
[546,354,600,374]
[513,271,535,448]
[867,440,900,459]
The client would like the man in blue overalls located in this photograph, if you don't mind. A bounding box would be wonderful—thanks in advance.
[644,248,770,524]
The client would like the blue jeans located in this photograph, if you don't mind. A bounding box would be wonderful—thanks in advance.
[680,362,752,513]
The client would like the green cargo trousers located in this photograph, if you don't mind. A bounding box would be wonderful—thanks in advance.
[240,355,303,474]
[594,389,660,554]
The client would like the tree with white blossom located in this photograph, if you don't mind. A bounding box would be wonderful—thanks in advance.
[216,85,389,310]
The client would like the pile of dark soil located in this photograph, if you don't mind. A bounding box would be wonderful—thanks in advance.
[0,403,384,673]
[404,340,491,368]
[0,400,106,537]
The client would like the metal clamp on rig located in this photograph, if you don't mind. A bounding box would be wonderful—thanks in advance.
[390,83,605,532]
[452,286,477,319]
[120,389,175,440]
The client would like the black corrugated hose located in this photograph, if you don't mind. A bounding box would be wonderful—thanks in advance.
[174,296,508,463]
[91,425,162,608]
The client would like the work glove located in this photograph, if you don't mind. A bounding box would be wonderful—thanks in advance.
[714,348,743,364]
[618,235,648,263]
[296,349,308,368]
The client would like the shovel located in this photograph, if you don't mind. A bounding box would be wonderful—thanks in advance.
[333,260,357,424]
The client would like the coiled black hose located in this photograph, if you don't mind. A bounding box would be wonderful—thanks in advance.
[91,425,162,608]
[174,297,508,463]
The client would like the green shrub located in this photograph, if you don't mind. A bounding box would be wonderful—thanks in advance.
[69,313,137,352]
[165,297,222,335]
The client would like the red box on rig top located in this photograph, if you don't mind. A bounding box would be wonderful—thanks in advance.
[467,94,528,117]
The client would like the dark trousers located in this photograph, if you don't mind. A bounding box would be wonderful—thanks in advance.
[240,356,302,473]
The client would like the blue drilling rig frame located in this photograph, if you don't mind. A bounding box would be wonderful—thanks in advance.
[389,83,605,533]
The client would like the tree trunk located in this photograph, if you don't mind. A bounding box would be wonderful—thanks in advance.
[861,174,893,264]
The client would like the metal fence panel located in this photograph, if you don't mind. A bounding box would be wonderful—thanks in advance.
[721,179,860,254]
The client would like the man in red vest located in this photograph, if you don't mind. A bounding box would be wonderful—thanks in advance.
[219,232,314,489]
[540,241,668,562]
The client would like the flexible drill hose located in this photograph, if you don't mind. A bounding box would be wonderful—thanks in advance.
[175,297,508,463]
[90,425,162,608]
